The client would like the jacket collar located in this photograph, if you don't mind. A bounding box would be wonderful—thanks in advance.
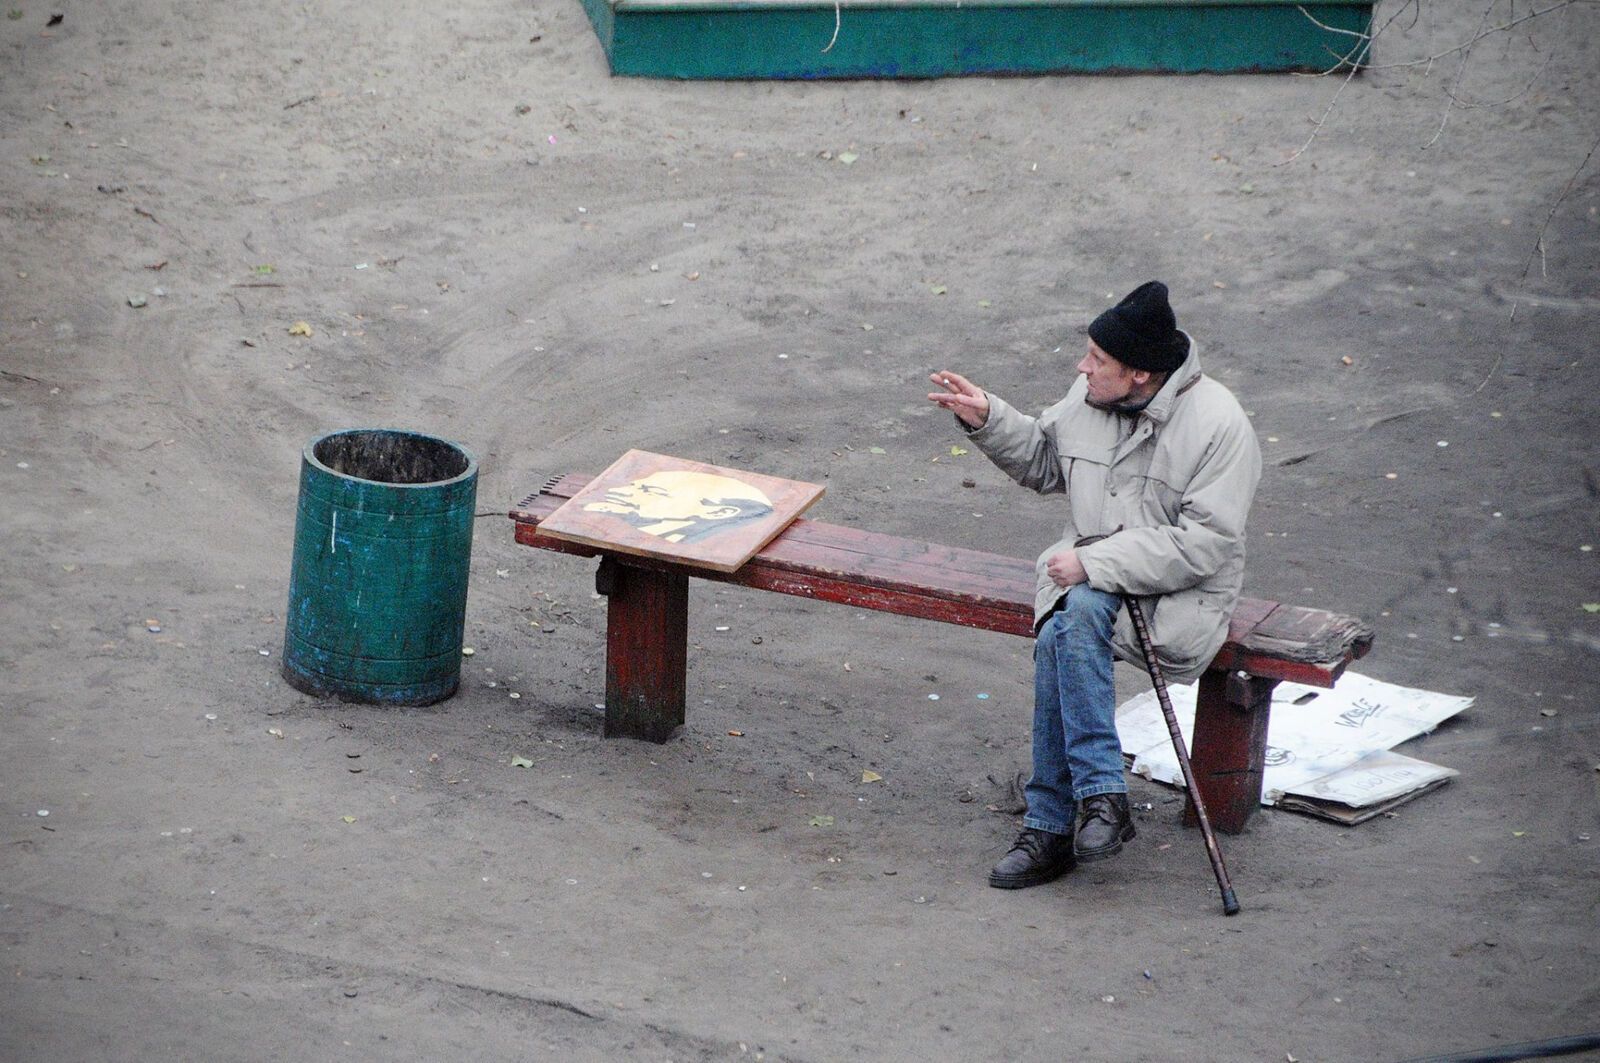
[1137,332,1202,425]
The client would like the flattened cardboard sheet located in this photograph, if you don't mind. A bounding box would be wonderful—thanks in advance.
[536,450,824,573]
[1118,671,1471,823]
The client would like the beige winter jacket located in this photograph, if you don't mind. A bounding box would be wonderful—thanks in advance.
[965,337,1261,682]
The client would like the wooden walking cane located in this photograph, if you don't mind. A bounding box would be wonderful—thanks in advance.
[1123,595,1242,916]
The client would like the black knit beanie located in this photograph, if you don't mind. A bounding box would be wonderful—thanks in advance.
[1086,281,1188,373]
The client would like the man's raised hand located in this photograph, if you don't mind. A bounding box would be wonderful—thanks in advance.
[927,370,990,430]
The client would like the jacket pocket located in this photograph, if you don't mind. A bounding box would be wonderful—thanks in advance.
[1058,439,1113,466]
[1147,591,1228,671]
[1141,474,1184,525]
[1059,439,1112,534]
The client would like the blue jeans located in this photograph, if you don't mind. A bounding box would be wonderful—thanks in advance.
[1022,584,1128,836]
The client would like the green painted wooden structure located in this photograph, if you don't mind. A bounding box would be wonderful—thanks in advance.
[282,429,478,706]
[579,0,1371,78]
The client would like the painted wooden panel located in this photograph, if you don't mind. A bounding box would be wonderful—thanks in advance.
[536,451,825,574]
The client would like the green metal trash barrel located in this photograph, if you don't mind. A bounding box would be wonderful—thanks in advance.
[282,429,478,705]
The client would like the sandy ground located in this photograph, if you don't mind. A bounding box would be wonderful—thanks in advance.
[3,0,1598,1059]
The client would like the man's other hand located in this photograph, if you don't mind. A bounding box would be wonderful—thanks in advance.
[1045,548,1088,588]
[928,371,990,430]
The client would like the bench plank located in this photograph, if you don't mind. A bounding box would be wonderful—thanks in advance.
[512,478,1372,686]
[517,476,1038,613]
[515,485,1038,634]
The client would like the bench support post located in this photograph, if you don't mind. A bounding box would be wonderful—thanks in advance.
[596,558,688,743]
[1186,669,1278,834]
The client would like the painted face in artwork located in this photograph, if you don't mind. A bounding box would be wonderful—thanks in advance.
[584,470,775,544]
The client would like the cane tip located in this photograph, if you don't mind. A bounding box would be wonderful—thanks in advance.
[1222,889,1241,916]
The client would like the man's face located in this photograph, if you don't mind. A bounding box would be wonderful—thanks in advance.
[1076,339,1147,406]
[585,470,755,527]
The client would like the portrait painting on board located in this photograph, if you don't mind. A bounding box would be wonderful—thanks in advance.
[536,450,825,573]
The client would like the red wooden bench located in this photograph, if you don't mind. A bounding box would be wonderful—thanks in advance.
[511,473,1374,833]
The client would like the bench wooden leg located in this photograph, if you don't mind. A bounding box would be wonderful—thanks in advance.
[596,558,688,742]
[1186,669,1278,834]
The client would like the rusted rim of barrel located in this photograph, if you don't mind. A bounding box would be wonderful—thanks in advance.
[304,428,477,489]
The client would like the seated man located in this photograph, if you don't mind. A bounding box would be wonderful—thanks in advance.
[929,280,1261,889]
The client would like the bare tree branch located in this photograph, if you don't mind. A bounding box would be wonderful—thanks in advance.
[1518,127,1600,285]
[1498,125,1599,340]
[1452,45,1559,109]
[1276,64,1365,165]
[1282,0,1591,165]
[1297,0,1592,76]
[1275,3,1412,164]
[1295,5,1372,39]
[1426,0,1504,146]
[1366,0,1590,71]
[1296,0,1420,77]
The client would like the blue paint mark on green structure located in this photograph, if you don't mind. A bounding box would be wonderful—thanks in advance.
[578,0,1373,79]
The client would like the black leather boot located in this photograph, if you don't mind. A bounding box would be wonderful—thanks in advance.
[1073,793,1136,862]
[988,827,1075,889]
